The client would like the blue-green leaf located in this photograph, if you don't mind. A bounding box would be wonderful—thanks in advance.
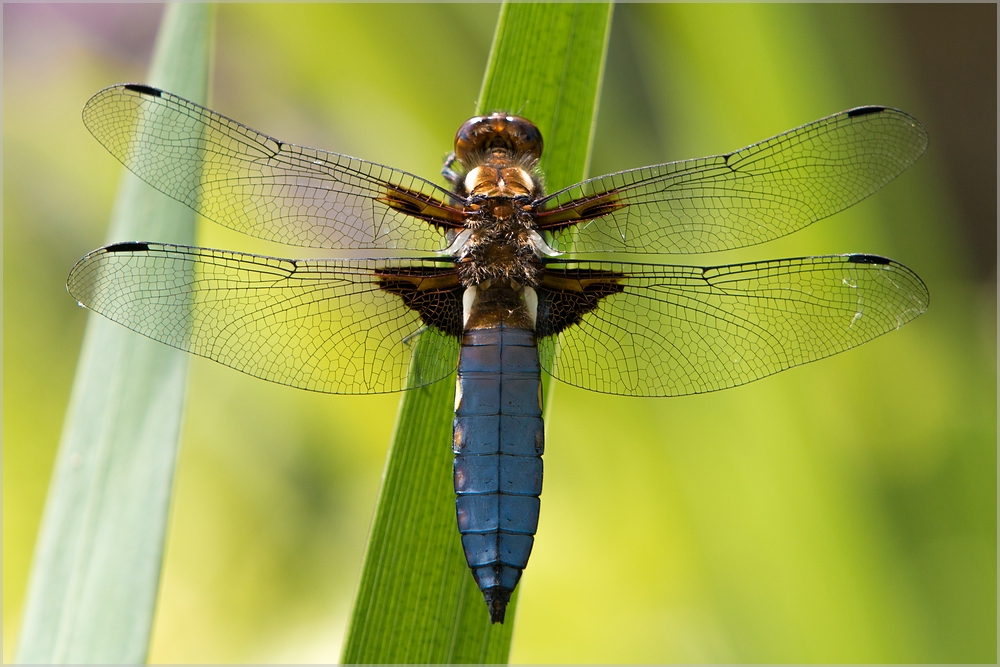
[15,5,214,663]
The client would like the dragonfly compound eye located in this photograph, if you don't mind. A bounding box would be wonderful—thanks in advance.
[454,113,543,166]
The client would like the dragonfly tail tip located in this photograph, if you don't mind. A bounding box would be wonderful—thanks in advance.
[484,590,510,624]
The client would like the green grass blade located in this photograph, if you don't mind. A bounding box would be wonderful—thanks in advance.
[14,5,214,663]
[478,2,613,191]
[341,3,612,663]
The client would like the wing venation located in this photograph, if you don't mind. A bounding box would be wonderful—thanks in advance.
[66,243,461,394]
[537,255,928,396]
[537,107,928,254]
[83,84,466,251]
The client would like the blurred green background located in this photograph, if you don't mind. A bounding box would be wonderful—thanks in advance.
[4,3,995,662]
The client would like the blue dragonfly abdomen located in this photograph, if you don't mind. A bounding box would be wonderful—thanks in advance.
[453,322,544,624]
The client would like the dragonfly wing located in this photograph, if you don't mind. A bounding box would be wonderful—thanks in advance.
[83,84,466,251]
[536,107,928,253]
[536,255,928,396]
[66,243,463,394]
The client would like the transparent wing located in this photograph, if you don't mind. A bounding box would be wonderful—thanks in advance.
[83,84,466,251]
[537,107,928,254]
[66,243,462,394]
[537,255,928,396]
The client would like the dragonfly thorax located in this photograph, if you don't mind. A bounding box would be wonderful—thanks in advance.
[452,118,548,290]
[455,217,543,289]
[464,165,537,200]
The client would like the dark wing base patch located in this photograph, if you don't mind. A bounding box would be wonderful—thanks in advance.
[534,193,625,231]
[377,267,465,337]
[379,184,467,231]
[536,268,624,338]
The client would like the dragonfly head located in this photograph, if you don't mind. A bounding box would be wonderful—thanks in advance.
[454,113,543,167]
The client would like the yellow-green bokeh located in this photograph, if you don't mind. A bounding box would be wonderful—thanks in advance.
[4,4,995,662]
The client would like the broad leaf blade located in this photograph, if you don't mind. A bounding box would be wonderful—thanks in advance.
[479,2,613,191]
[341,3,612,663]
[14,5,213,663]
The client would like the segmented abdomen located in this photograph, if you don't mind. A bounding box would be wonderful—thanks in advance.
[453,323,544,623]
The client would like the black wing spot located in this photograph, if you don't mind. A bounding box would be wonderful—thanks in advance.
[123,84,162,98]
[847,254,891,265]
[105,242,150,253]
[847,106,886,118]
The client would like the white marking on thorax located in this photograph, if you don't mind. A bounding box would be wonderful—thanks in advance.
[522,286,538,329]
[462,285,478,326]
[454,374,464,411]
[528,230,561,257]
[442,229,473,257]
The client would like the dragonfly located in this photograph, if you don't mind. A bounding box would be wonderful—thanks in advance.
[67,84,929,623]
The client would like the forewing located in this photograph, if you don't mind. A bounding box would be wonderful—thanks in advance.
[537,255,928,396]
[537,107,928,254]
[83,84,465,251]
[66,243,462,394]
